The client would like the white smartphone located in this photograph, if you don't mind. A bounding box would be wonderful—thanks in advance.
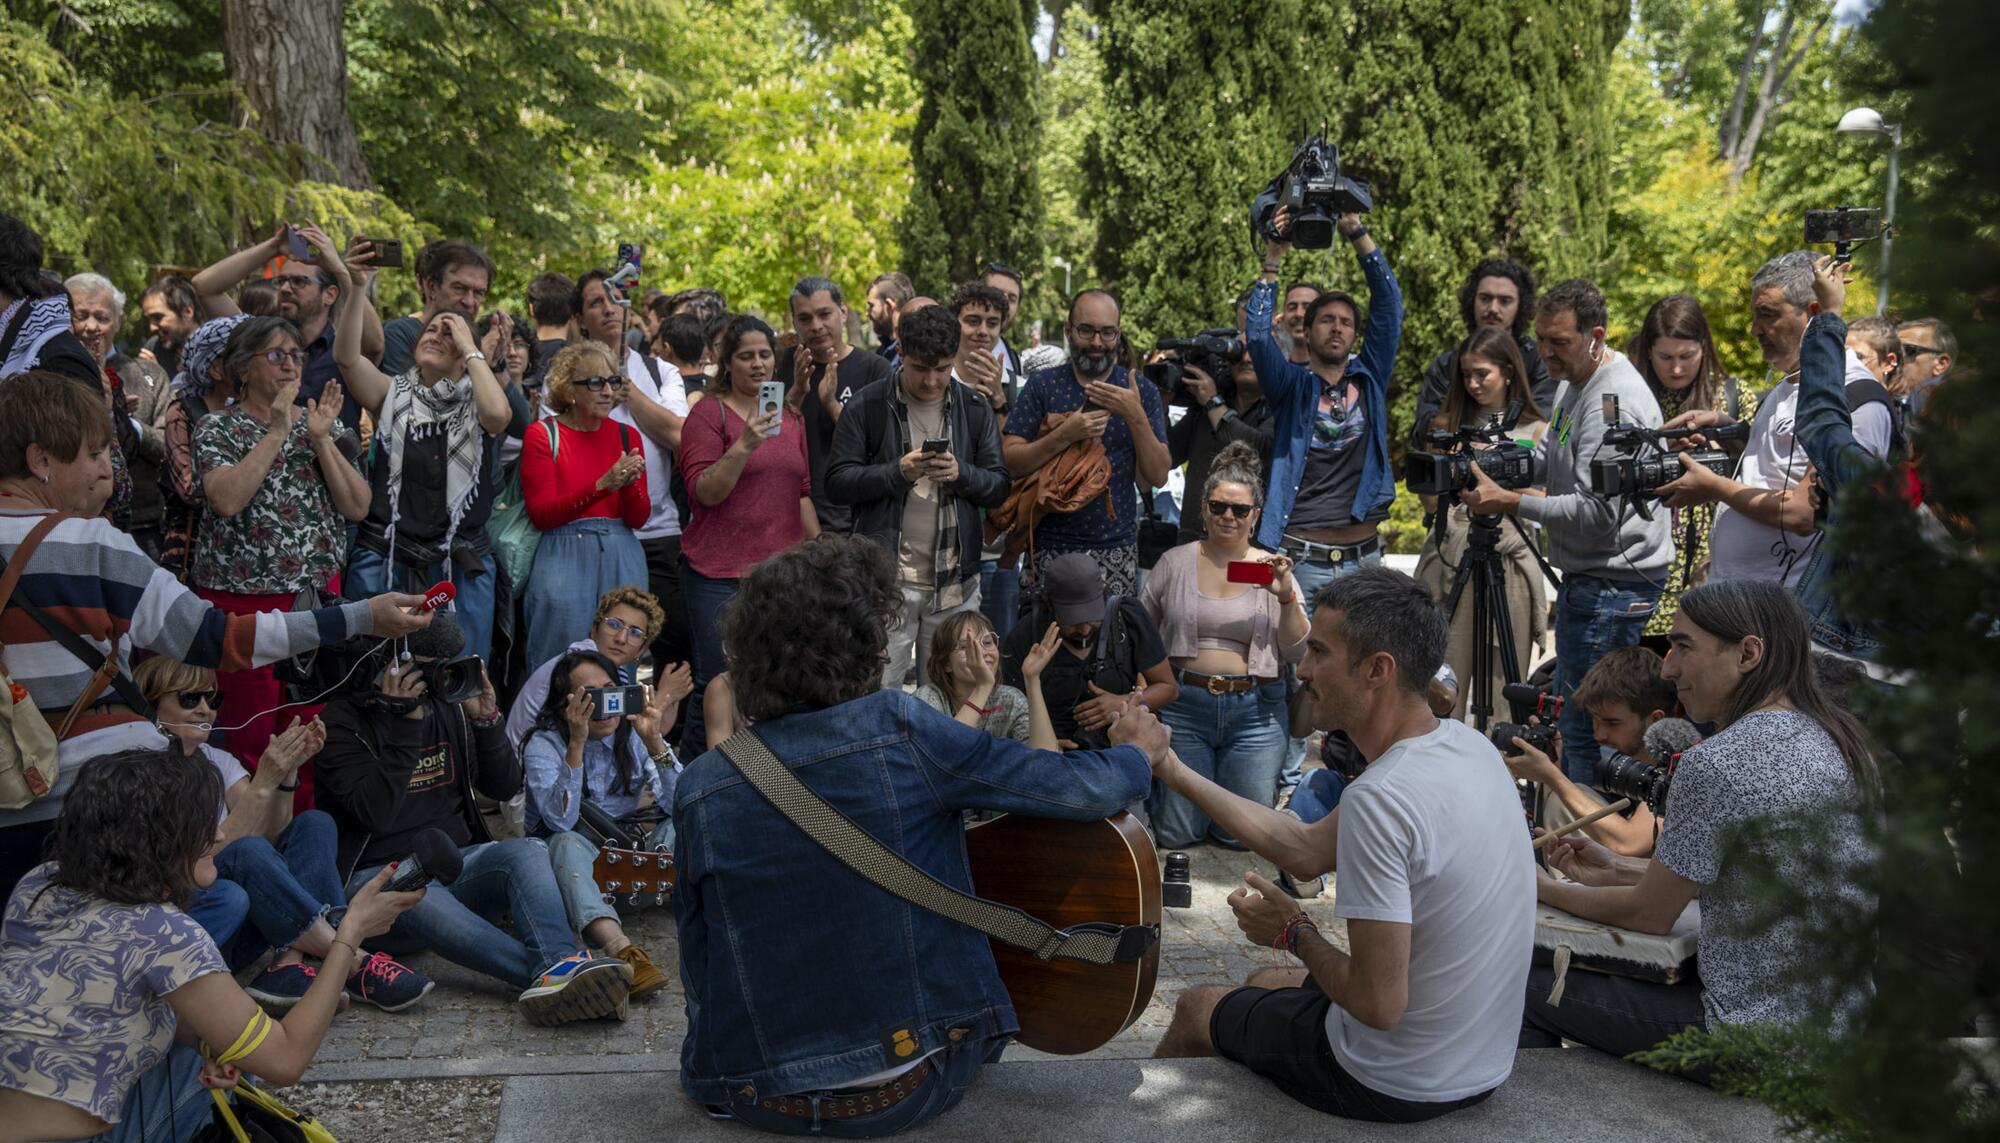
[757,381,785,436]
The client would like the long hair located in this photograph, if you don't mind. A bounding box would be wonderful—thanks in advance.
[47,749,221,908]
[718,314,778,399]
[534,649,637,795]
[1631,294,1725,413]
[725,535,901,724]
[1675,581,1878,797]
[1434,327,1542,433]
[925,611,1000,716]
[1457,258,1537,339]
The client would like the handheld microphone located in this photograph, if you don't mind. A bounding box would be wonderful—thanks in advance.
[419,581,456,612]
[382,828,464,893]
[1642,717,1702,764]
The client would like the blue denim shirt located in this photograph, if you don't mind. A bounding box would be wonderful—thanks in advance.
[1793,312,1882,659]
[672,689,1151,1106]
[1244,252,1404,549]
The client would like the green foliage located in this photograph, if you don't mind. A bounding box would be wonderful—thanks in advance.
[901,0,1044,297]
[1031,21,1102,335]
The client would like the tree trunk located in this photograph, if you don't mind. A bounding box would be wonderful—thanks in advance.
[1728,8,1829,185]
[221,0,372,188]
[1720,9,1765,160]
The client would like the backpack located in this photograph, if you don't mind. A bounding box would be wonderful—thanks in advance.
[490,416,637,587]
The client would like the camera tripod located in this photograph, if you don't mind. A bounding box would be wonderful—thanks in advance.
[1433,506,1557,731]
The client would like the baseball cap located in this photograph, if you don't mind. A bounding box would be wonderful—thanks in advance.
[1044,554,1106,626]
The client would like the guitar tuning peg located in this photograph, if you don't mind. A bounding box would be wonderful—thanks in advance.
[632,853,649,868]
[653,892,668,907]
[604,851,623,865]
[601,894,616,905]
[604,880,624,892]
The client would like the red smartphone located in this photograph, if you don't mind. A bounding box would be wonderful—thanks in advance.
[1226,560,1275,586]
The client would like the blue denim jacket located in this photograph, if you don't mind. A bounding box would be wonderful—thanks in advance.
[1244,252,1405,549]
[672,689,1151,1107]
[1793,311,1882,659]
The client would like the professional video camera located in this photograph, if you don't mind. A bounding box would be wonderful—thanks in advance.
[1144,329,1246,406]
[1592,718,1702,814]
[1405,401,1538,498]
[278,635,484,707]
[1250,131,1373,250]
[1585,395,1747,520]
[1490,720,1557,755]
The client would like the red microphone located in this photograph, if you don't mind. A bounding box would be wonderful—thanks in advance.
[419,581,457,612]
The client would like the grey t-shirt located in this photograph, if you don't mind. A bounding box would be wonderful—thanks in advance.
[913,683,1032,746]
[1286,375,1386,531]
[1654,709,1872,1029]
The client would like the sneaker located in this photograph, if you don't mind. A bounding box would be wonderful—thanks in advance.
[246,961,318,1013]
[1277,868,1325,900]
[517,953,632,1026]
[614,943,668,999]
[345,951,435,1012]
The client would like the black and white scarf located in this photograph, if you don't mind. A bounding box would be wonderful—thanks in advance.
[378,368,482,570]
[0,296,72,380]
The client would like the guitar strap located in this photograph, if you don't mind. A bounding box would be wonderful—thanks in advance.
[717,729,1156,966]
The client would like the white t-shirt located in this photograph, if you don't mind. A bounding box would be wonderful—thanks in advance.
[198,743,248,826]
[1709,349,1892,586]
[612,348,692,540]
[506,637,601,751]
[1328,718,1534,1103]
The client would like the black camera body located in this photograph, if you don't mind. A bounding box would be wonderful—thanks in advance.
[1595,751,1671,814]
[1405,402,1538,498]
[421,655,485,705]
[1145,329,1246,407]
[1586,395,1747,519]
[1491,721,1556,755]
[1251,133,1373,250]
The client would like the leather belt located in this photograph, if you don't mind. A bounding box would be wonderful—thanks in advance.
[1177,669,1275,695]
[758,1058,935,1121]
[1280,531,1381,566]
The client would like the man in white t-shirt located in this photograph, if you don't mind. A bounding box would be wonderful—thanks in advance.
[1149,567,1533,1122]
[1660,252,1894,586]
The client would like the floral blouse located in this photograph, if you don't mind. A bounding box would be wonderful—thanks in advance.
[190,408,360,594]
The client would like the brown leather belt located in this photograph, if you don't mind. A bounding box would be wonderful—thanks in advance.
[1176,668,1275,695]
[1280,531,1382,566]
[758,1057,935,1121]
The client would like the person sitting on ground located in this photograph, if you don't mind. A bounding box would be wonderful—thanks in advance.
[0,749,422,1143]
[1500,646,1673,857]
[505,585,683,749]
[522,650,680,999]
[674,535,1167,1135]
[1148,568,1533,1124]
[997,552,1177,751]
[135,656,433,1014]
[313,615,634,1026]
[1526,580,1876,1073]
[914,612,1055,749]
[700,670,741,751]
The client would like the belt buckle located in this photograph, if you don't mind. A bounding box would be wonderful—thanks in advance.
[1206,675,1230,695]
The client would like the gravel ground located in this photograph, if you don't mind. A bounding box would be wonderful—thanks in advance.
[273,1077,505,1141]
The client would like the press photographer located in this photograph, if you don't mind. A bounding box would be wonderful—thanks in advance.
[1525,581,1876,1071]
[1152,329,1273,541]
[1461,280,1671,783]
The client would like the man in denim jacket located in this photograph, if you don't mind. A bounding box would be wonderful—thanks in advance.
[673,536,1167,1135]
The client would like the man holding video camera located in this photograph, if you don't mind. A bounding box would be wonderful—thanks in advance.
[1461,280,1671,782]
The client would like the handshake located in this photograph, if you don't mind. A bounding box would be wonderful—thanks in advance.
[1104,692,1174,771]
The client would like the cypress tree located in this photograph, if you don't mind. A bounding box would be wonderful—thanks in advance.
[901,0,1045,295]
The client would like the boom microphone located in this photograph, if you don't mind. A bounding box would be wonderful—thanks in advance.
[1642,717,1702,763]
[382,828,464,892]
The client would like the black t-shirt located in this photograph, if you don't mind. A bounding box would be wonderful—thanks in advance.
[354,705,470,869]
[777,345,892,535]
[1000,597,1167,748]
[531,337,569,386]
[359,428,501,554]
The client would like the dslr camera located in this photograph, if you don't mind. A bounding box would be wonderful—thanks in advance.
[1144,329,1245,407]
[1251,131,1373,250]
[1585,394,1745,520]
[1595,752,1671,814]
[1405,401,1538,499]
[1491,721,1557,755]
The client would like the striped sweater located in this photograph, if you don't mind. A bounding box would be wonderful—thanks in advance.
[0,508,374,717]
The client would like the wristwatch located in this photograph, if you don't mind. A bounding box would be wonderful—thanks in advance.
[1205,395,1227,410]
[1348,225,1371,243]
[463,350,487,363]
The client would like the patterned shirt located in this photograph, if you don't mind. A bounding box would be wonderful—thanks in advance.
[0,864,226,1123]
[190,409,359,594]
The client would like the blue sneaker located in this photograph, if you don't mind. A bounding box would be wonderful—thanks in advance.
[516,953,632,1026]
[245,961,318,1013]
[345,951,434,1012]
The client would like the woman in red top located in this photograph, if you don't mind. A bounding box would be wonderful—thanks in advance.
[676,315,817,750]
[519,341,651,668]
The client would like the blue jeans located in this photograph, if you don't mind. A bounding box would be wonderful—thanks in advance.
[347,546,497,663]
[91,1045,212,1143]
[1553,573,1661,783]
[186,879,247,949]
[716,1037,1002,1137]
[679,558,740,756]
[1152,680,1290,848]
[1281,547,1384,791]
[547,821,674,935]
[1289,767,1346,824]
[979,560,1021,644]
[525,518,648,670]
[212,811,344,971]
[345,838,578,991]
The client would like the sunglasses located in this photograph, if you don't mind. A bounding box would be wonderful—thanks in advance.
[1206,500,1256,519]
[573,375,624,391]
[260,348,307,366]
[601,615,649,642]
[177,690,223,709]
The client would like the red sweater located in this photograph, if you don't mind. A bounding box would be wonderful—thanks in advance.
[521,417,651,532]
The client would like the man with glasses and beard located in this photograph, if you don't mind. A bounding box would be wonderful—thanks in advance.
[1001,289,1170,599]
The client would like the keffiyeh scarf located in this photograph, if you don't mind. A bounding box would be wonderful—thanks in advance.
[0,296,72,380]
[172,314,251,397]
[378,367,483,570]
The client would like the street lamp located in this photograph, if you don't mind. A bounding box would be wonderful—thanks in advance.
[1837,106,1902,316]
[1049,255,1073,300]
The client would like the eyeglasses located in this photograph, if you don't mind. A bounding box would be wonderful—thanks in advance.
[1206,500,1256,519]
[573,375,624,391]
[176,690,222,709]
[601,615,649,641]
[273,274,325,291]
[260,349,307,366]
[1072,323,1122,344]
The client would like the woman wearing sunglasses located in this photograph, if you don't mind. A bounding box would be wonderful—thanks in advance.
[189,315,371,802]
[1139,441,1308,850]
[518,341,651,669]
[133,657,433,1015]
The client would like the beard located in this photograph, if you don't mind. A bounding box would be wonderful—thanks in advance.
[1068,339,1115,379]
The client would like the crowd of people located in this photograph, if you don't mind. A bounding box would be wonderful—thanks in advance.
[0,191,1945,1139]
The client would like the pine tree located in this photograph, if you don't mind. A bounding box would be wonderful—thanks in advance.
[901,0,1045,296]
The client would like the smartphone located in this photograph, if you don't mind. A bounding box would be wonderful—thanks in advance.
[359,236,404,268]
[284,227,314,262]
[1804,206,1882,247]
[757,381,785,436]
[588,684,648,720]
[922,437,949,454]
[1226,560,1275,586]
[614,242,643,297]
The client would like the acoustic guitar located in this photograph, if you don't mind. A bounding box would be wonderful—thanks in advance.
[964,811,1162,1055]
[591,846,676,911]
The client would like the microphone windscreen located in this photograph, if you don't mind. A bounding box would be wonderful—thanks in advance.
[411,827,465,886]
[1643,717,1702,762]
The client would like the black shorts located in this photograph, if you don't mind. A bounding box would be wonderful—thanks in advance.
[1209,984,1496,1123]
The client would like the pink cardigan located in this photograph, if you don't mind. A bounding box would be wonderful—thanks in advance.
[1137,542,1306,679]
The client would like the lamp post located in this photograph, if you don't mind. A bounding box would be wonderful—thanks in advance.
[1837,106,1902,316]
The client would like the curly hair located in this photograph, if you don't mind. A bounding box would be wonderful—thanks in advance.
[541,339,620,414]
[47,748,221,908]
[534,648,637,795]
[724,535,900,724]
[593,585,665,642]
[1457,259,1537,339]
[898,304,960,363]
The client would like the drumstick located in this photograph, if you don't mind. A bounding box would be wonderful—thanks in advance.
[1533,798,1633,850]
